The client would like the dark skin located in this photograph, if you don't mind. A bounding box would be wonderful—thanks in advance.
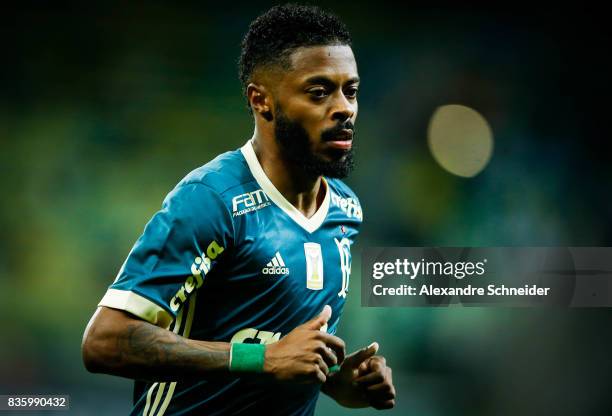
[82,44,394,409]
[83,305,344,383]
[82,307,232,382]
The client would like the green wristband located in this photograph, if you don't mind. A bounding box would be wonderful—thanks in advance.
[229,343,266,373]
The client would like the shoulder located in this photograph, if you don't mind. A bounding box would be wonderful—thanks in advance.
[178,148,251,196]
[325,177,363,222]
[160,147,253,219]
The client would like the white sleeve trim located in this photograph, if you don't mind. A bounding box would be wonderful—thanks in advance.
[98,288,173,329]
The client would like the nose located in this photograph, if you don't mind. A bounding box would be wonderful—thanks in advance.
[330,92,355,123]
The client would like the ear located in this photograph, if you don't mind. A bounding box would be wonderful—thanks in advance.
[247,83,273,121]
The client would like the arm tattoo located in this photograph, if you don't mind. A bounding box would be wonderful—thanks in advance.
[109,320,230,381]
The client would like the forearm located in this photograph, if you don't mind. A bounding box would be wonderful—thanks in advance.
[82,307,230,382]
[83,304,346,386]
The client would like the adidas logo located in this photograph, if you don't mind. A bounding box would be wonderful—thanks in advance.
[262,252,290,275]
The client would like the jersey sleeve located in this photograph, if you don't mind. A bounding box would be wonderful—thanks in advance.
[98,181,234,328]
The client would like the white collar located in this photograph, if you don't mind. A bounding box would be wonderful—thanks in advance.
[240,139,330,234]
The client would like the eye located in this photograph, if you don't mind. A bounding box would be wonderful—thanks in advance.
[345,86,359,99]
[307,88,328,99]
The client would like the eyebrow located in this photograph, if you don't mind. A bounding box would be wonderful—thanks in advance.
[303,75,360,87]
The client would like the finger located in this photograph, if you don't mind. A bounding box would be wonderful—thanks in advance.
[357,361,369,377]
[365,382,394,394]
[367,355,386,372]
[371,399,395,410]
[315,355,329,375]
[315,366,327,384]
[316,332,346,364]
[354,370,385,385]
[315,342,338,367]
[343,342,378,369]
[365,388,396,404]
[304,305,332,330]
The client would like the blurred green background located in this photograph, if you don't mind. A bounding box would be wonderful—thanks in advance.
[1,2,611,415]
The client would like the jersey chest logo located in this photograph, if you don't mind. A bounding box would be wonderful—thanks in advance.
[304,243,324,290]
[262,252,290,276]
[306,239,351,297]
[260,241,352,297]
[335,237,351,298]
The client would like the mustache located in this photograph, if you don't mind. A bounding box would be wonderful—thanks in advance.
[321,121,355,141]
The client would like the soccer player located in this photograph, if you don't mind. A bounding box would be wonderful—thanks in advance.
[82,4,395,415]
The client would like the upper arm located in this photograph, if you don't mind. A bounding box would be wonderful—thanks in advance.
[81,306,142,371]
[85,306,143,337]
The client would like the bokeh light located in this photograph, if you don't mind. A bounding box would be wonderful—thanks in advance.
[427,104,494,178]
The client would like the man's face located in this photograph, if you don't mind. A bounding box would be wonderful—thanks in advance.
[272,45,359,178]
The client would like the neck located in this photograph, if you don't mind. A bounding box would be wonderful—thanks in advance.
[250,128,326,219]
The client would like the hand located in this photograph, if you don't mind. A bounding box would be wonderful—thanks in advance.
[263,305,346,384]
[354,351,395,409]
[322,342,395,409]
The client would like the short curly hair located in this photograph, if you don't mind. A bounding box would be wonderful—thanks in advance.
[238,4,352,111]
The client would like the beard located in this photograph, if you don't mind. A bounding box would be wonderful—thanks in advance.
[273,105,355,179]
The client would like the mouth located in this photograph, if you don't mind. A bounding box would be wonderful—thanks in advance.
[326,129,353,150]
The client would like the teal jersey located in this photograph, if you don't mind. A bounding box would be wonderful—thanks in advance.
[99,140,363,416]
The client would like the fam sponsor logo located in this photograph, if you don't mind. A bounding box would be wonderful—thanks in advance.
[170,240,225,312]
[232,189,271,217]
[331,193,363,220]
